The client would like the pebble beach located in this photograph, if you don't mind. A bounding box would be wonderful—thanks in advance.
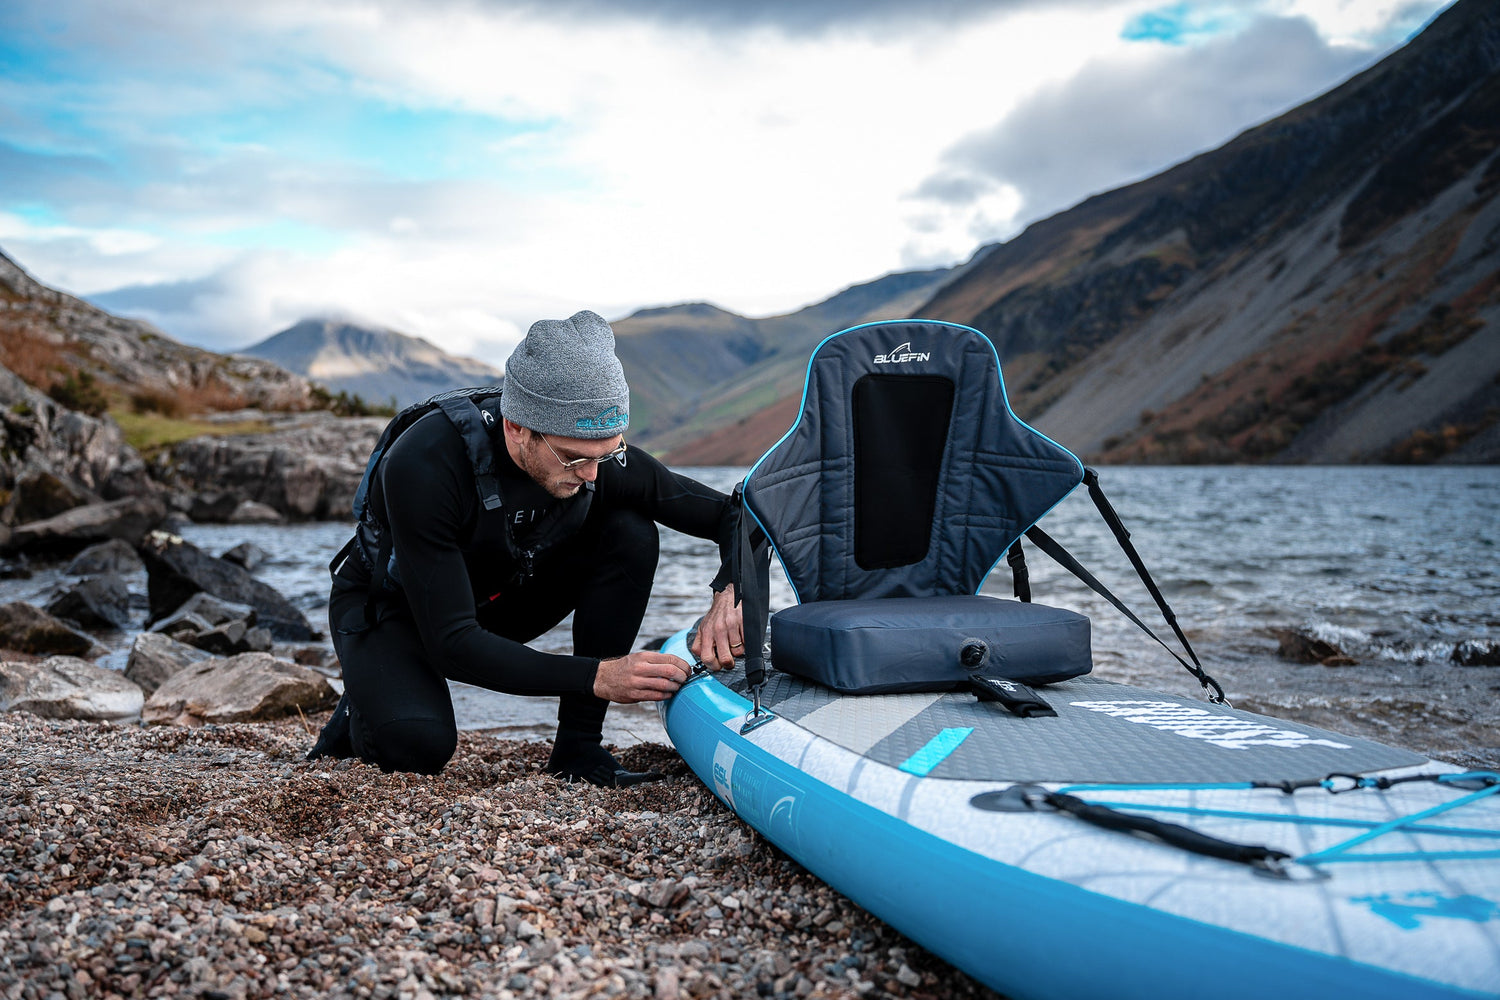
[1,713,997,1000]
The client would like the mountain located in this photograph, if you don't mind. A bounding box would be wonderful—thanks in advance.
[915,0,1500,465]
[652,0,1500,466]
[0,248,313,414]
[240,319,504,410]
[614,266,959,457]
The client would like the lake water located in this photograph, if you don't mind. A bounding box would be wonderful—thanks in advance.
[6,466,1498,759]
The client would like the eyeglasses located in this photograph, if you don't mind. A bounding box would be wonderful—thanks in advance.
[539,434,627,470]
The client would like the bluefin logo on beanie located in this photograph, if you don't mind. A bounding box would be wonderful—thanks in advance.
[500,310,630,439]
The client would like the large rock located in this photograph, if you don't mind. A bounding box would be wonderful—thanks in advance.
[151,592,272,655]
[228,500,284,524]
[44,575,132,631]
[139,530,315,640]
[7,495,166,554]
[0,656,144,720]
[0,602,109,658]
[7,470,98,524]
[0,364,151,506]
[142,652,336,726]
[160,411,384,520]
[220,541,268,572]
[65,538,145,576]
[125,631,214,694]
[1273,628,1358,666]
[1452,639,1500,667]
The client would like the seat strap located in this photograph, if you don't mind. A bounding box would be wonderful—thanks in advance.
[1024,524,1226,704]
[1082,468,1206,679]
[1006,539,1031,603]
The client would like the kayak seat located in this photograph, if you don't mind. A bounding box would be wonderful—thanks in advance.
[738,320,1092,693]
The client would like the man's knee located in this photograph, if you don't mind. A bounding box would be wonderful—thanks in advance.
[356,716,457,775]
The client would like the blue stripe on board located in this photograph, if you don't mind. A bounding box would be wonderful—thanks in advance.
[899,727,974,776]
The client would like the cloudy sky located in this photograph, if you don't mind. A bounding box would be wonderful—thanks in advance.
[0,0,1454,364]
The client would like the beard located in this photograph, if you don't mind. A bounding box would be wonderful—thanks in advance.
[519,436,587,499]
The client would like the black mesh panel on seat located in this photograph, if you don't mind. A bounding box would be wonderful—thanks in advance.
[852,374,955,570]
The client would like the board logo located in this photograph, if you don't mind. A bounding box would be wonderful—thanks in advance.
[1071,700,1353,751]
[711,742,739,809]
[873,342,930,365]
[1353,891,1499,930]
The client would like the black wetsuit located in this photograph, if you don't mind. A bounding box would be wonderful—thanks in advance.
[327,409,733,774]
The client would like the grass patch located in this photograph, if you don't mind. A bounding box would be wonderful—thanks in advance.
[112,411,272,459]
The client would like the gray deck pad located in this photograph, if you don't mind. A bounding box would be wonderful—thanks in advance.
[721,668,1425,784]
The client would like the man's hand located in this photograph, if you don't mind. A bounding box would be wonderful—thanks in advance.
[593,650,692,703]
[690,584,745,671]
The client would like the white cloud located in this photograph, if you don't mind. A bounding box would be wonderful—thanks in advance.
[2,0,1456,363]
[907,8,1407,239]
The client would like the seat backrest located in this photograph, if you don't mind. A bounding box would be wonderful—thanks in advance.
[742,320,1084,603]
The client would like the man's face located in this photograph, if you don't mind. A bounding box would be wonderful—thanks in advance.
[518,429,625,499]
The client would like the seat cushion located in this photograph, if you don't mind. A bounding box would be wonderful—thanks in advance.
[771,594,1091,694]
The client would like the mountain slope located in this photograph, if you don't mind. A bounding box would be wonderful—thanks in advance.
[915,0,1500,464]
[0,248,313,413]
[614,267,957,457]
[662,0,1500,466]
[241,319,504,410]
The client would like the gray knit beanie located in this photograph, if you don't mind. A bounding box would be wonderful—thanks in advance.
[500,310,630,439]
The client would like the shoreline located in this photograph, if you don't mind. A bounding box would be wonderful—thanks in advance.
[1,713,998,1000]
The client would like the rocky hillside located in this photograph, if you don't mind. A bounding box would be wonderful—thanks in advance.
[0,250,314,417]
[615,267,957,458]
[0,250,381,535]
[653,0,1500,466]
[241,319,504,410]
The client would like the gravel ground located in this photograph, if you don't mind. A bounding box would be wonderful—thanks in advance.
[0,713,998,1000]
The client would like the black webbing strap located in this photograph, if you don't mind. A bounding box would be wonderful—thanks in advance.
[966,675,1056,717]
[1024,524,1226,704]
[436,396,503,511]
[1006,540,1031,603]
[346,531,394,635]
[1037,789,1290,870]
[1082,468,1206,680]
[731,484,771,693]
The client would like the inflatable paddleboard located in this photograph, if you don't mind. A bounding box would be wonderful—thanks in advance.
[659,633,1500,999]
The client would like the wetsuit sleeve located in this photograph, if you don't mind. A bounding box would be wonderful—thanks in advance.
[603,448,737,590]
[378,419,600,695]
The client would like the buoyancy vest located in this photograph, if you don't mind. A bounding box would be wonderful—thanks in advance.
[338,385,594,632]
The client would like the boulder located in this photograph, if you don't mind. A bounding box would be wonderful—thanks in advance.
[0,364,151,504]
[220,541,268,571]
[289,645,337,670]
[161,412,384,519]
[7,495,167,555]
[1273,628,1357,666]
[228,501,284,524]
[65,538,145,576]
[152,592,273,655]
[154,591,259,630]
[7,470,97,524]
[44,574,132,631]
[188,492,241,524]
[125,631,214,694]
[1452,639,1500,667]
[140,530,315,640]
[0,602,110,658]
[142,652,337,726]
[0,655,144,720]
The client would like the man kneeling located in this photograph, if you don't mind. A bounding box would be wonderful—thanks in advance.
[310,310,743,784]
